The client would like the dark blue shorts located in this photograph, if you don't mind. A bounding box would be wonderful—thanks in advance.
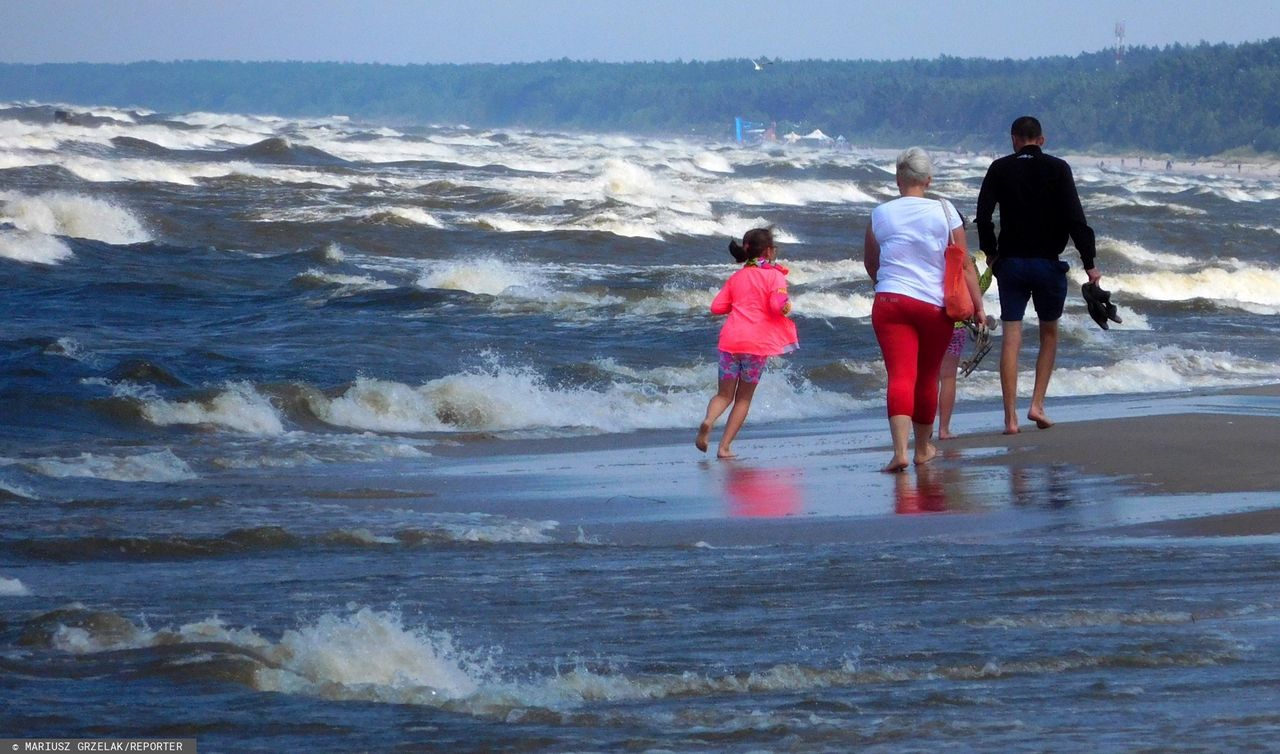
[994,257,1070,322]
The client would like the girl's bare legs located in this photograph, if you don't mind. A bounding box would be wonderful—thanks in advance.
[717,380,759,459]
[937,351,960,439]
[696,378,738,452]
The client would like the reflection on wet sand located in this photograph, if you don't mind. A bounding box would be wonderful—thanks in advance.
[1008,463,1080,508]
[722,464,803,518]
[893,455,1089,515]
[894,466,948,514]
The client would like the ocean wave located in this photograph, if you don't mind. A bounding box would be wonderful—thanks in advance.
[725,179,878,206]
[415,256,551,297]
[0,477,37,500]
[139,382,286,435]
[1199,185,1280,203]
[360,206,447,228]
[482,159,880,214]
[1085,194,1207,215]
[21,606,1239,720]
[17,448,197,483]
[15,151,380,189]
[461,207,795,241]
[169,110,287,133]
[0,191,150,244]
[34,154,237,185]
[967,608,1199,629]
[692,151,734,173]
[1098,237,1198,269]
[791,291,875,319]
[0,228,73,264]
[1112,265,1280,310]
[309,358,866,435]
[956,344,1280,400]
[0,576,31,596]
[293,268,395,294]
[299,136,460,164]
[396,255,884,320]
[223,137,347,167]
[11,516,558,562]
[406,256,637,311]
[600,158,707,210]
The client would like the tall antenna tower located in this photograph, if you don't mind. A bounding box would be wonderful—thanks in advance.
[1114,21,1126,66]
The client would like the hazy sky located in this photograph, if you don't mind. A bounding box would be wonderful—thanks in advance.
[4,0,1280,65]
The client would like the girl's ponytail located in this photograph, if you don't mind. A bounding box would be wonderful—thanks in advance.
[728,239,750,263]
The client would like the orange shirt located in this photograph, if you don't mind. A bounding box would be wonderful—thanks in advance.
[710,265,799,356]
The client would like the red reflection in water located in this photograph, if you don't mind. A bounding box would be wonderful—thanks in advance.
[893,467,948,514]
[724,466,803,518]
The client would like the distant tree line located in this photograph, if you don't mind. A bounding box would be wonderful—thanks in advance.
[2,38,1278,156]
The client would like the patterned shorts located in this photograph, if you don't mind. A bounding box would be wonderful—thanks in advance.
[718,351,769,383]
[945,326,967,357]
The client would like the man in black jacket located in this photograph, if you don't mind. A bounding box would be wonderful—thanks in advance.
[976,116,1102,435]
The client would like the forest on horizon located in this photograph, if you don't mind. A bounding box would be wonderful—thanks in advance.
[1,38,1278,156]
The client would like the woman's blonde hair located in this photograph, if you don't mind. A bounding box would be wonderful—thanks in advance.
[896,147,933,187]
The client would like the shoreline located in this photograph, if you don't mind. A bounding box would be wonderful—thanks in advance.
[414,383,1280,543]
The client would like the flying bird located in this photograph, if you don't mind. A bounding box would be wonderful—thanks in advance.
[751,58,774,71]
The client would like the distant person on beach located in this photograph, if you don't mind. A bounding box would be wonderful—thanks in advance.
[696,227,798,459]
[864,147,986,472]
[976,116,1101,435]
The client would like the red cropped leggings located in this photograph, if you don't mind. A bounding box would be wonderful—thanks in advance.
[871,292,955,424]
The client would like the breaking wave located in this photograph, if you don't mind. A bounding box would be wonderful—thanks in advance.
[0,191,150,244]
[18,448,197,483]
[0,228,73,264]
[0,576,30,596]
[21,605,1240,720]
[139,383,286,435]
[309,359,865,435]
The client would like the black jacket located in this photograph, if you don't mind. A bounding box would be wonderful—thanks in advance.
[975,145,1097,270]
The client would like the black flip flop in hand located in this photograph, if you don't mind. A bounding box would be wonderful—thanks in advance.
[1082,283,1123,330]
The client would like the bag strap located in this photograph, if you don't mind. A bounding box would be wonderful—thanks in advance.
[938,198,955,250]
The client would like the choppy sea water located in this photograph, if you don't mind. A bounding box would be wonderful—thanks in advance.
[2,103,1280,751]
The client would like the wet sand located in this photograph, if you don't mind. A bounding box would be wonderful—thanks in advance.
[412,385,1280,544]
[945,411,1280,495]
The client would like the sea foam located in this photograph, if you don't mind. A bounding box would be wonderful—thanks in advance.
[416,257,552,297]
[1,191,150,244]
[952,345,1280,401]
[0,577,31,597]
[0,229,73,264]
[310,358,866,435]
[1112,265,1280,310]
[141,383,286,435]
[1099,237,1199,269]
[23,449,197,483]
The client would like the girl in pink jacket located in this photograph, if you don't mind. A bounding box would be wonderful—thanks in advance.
[696,228,799,458]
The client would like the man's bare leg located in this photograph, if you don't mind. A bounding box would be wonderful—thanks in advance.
[1028,320,1058,429]
[1000,321,1023,434]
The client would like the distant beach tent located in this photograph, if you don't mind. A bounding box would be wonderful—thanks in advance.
[783,129,834,146]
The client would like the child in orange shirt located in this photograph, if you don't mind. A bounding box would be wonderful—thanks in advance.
[695,228,798,458]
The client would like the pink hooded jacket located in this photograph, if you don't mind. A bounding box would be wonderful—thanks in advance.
[711,265,799,356]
